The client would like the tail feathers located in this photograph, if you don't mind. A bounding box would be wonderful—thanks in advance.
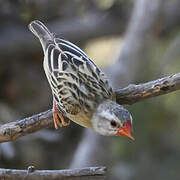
[28,20,53,51]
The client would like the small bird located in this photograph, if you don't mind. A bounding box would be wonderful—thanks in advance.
[29,20,134,139]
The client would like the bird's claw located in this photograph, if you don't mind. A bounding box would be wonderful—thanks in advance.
[53,101,70,129]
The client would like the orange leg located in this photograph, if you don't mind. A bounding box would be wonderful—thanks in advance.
[53,100,70,129]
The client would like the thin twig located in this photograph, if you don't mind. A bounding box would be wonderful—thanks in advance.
[0,166,106,180]
[0,73,180,143]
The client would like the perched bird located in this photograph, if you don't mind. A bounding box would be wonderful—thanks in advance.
[29,20,134,139]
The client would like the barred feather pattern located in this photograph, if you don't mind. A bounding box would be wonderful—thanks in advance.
[29,20,114,125]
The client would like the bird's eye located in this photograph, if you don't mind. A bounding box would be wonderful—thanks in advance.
[110,120,117,127]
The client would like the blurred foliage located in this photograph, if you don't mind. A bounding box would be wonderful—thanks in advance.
[1,0,180,180]
[85,36,122,68]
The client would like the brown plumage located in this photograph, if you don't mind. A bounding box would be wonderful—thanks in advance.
[29,20,134,139]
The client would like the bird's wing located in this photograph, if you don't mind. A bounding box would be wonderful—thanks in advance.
[44,37,114,115]
[29,20,114,116]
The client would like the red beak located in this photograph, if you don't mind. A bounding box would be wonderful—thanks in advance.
[117,121,135,140]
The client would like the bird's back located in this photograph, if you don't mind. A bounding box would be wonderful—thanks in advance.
[29,20,114,124]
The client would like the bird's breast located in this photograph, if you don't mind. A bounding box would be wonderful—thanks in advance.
[68,111,93,129]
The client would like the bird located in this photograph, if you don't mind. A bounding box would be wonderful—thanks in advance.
[28,20,134,140]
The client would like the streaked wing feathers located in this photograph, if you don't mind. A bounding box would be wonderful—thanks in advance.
[43,37,113,116]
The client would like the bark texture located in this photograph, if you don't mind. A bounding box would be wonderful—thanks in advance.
[0,166,106,180]
[0,73,180,143]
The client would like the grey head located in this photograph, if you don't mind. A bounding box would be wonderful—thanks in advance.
[92,100,134,139]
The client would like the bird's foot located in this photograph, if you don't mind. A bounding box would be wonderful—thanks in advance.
[53,101,70,129]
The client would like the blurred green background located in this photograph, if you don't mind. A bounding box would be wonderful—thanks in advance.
[1,0,180,179]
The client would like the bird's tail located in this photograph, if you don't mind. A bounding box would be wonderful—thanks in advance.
[28,20,53,52]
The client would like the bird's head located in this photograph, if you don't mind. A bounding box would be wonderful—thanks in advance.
[92,100,134,140]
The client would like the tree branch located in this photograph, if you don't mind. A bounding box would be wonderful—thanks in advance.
[0,110,53,143]
[116,73,180,104]
[0,73,180,143]
[0,166,106,180]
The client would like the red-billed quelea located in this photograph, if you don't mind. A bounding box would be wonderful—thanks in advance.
[28,20,134,139]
